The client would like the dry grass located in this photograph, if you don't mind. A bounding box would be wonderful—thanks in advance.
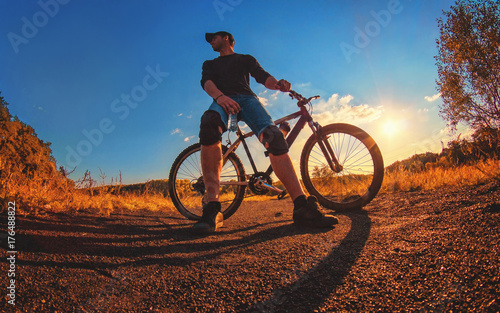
[381,158,500,193]
[10,186,176,216]
[4,159,500,216]
[38,189,174,216]
[69,191,176,216]
[2,167,175,215]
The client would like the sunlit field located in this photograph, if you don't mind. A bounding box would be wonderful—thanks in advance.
[308,175,374,203]
[381,158,500,193]
[3,158,499,216]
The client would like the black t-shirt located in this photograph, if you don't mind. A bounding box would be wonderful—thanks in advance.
[200,53,271,96]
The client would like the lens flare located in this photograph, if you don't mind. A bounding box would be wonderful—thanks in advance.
[382,120,398,136]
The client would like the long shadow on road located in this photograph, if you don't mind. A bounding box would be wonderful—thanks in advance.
[4,209,371,312]
[9,212,333,270]
[249,210,371,313]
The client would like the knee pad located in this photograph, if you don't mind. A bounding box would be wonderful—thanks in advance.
[199,110,226,145]
[260,125,289,156]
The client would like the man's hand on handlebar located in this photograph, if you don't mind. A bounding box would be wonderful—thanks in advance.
[288,90,320,105]
[276,79,291,92]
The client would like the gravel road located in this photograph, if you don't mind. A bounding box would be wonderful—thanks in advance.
[2,182,499,312]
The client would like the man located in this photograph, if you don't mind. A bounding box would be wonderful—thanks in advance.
[195,31,338,233]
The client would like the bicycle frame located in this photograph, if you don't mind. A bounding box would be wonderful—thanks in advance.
[223,106,307,164]
[219,95,339,196]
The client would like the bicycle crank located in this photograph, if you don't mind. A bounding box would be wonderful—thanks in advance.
[248,172,287,199]
[255,180,284,194]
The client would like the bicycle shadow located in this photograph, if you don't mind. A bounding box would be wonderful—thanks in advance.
[2,212,263,259]
[9,212,331,268]
[248,209,371,313]
[5,208,371,312]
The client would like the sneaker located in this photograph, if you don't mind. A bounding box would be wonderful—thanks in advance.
[192,201,223,234]
[293,196,338,228]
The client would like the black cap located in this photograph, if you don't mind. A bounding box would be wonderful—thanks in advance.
[205,31,234,45]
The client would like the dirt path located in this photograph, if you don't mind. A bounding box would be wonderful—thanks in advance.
[2,182,500,312]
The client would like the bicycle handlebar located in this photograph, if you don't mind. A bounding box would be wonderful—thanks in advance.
[288,90,320,106]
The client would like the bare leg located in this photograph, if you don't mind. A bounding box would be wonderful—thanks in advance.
[269,153,305,201]
[270,152,337,227]
[201,142,222,202]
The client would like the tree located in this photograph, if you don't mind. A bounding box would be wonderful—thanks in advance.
[0,91,75,211]
[470,125,500,158]
[0,92,11,122]
[436,0,500,130]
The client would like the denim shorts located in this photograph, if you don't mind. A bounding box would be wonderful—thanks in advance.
[207,94,274,137]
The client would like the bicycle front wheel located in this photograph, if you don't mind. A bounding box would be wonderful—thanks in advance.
[168,143,246,220]
[300,123,384,211]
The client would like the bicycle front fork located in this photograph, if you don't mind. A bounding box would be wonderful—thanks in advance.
[310,122,343,173]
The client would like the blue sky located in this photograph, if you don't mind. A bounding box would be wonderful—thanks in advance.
[1,0,459,184]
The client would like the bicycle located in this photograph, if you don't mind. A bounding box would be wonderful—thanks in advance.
[168,90,384,220]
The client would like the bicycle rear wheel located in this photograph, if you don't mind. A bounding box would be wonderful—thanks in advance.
[168,143,246,220]
[300,123,384,211]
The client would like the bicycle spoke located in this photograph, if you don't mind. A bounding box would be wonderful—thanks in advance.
[302,126,381,207]
[169,143,247,220]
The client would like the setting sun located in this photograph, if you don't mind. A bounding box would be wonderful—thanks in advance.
[382,120,399,136]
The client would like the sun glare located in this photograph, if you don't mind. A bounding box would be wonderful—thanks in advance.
[383,120,398,137]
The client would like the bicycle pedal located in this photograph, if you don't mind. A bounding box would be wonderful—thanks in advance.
[277,190,288,200]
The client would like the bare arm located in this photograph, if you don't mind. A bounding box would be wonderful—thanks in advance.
[203,80,224,99]
[264,76,291,92]
[204,80,241,115]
